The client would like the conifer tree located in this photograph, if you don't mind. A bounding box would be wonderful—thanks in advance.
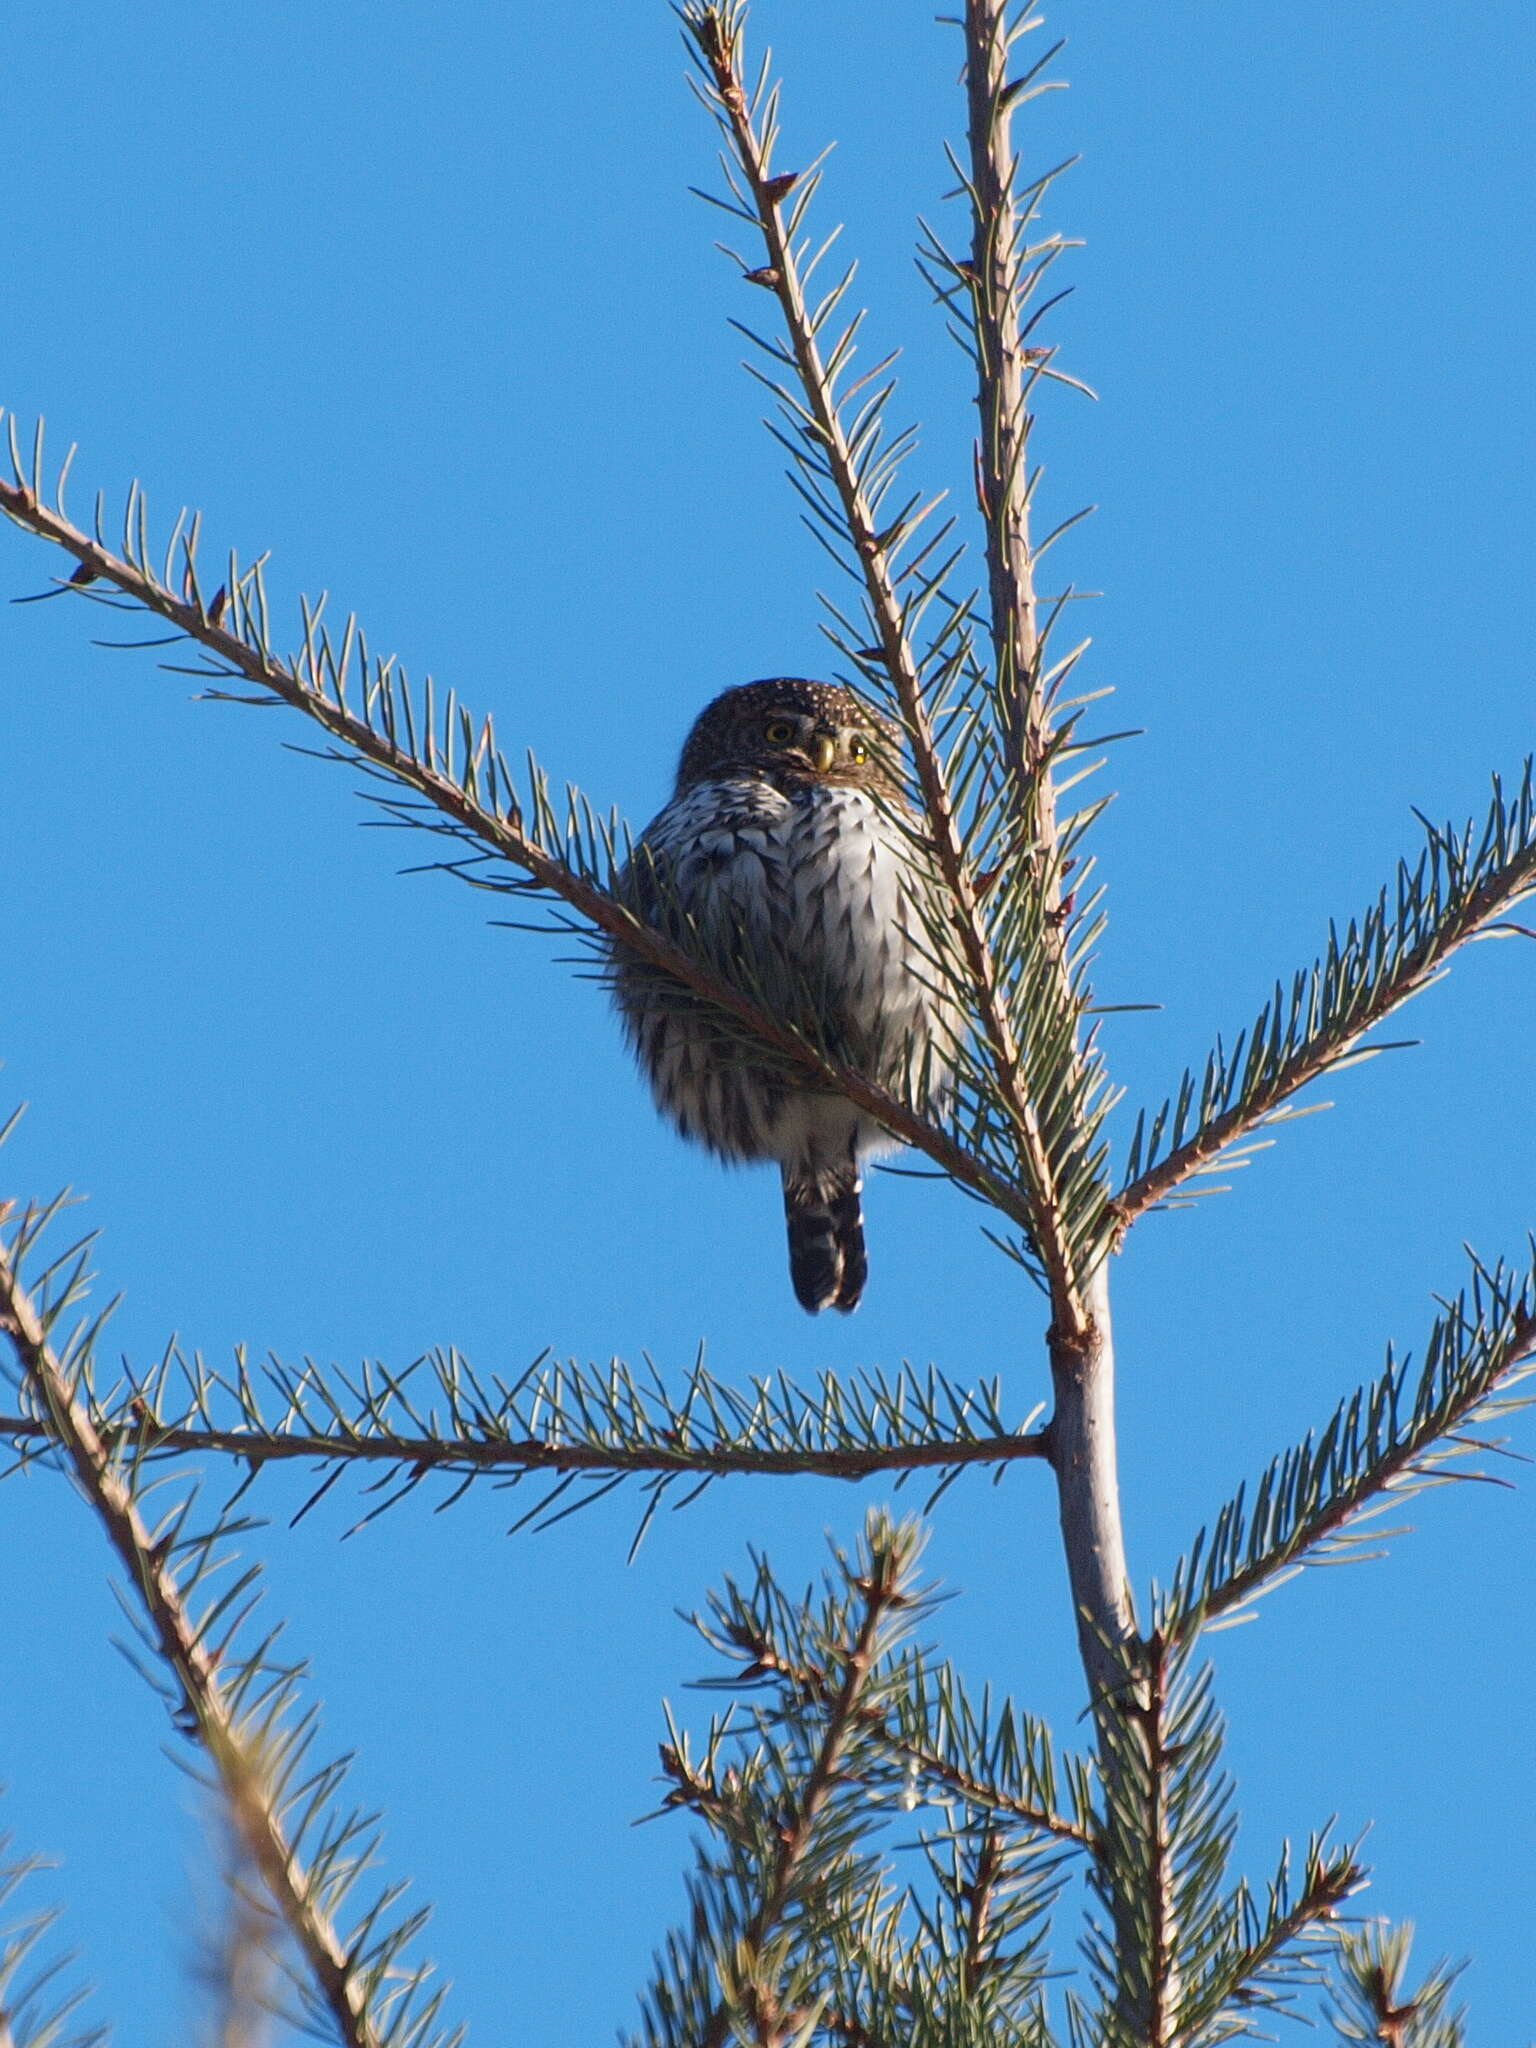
[0,5,1530,2042]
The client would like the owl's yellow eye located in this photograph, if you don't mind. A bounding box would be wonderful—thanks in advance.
[764,718,797,745]
[848,738,869,765]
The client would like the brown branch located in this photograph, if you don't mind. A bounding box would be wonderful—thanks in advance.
[1115,840,1536,1230]
[0,446,1037,1239]
[0,1230,381,2048]
[699,1543,900,2048]
[1182,1297,1536,1639]
[738,1636,1092,1850]
[1138,1633,1178,2048]
[1208,1855,1364,2026]
[0,1409,1050,1484]
[958,1826,1005,2002]
[688,9,1091,1337]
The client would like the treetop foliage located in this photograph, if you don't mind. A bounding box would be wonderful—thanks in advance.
[1,1,1529,2040]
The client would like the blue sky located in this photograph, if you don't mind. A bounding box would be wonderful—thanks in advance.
[2,2,1534,2037]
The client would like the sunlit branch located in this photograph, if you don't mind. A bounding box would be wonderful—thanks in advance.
[0,1215,384,2048]
[0,1408,1049,1485]
[1161,1248,1536,1641]
[725,1631,1092,1850]
[1201,1851,1363,2025]
[683,4,1096,1335]
[1117,768,1536,1227]
[0,423,1033,1235]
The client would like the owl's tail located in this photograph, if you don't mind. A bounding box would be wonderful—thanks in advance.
[782,1158,867,1313]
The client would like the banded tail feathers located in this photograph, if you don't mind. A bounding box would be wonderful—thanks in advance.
[782,1158,867,1314]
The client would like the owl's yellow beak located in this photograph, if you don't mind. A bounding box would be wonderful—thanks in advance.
[810,732,837,774]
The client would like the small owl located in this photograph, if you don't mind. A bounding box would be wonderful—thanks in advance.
[611,677,956,1313]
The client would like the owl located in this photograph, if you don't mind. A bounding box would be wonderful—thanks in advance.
[611,677,957,1313]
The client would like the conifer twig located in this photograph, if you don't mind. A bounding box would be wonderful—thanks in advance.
[1117,766,1536,1226]
[683,3,1099,1334]
[720,1628,1091,1849]
[1130,1634,1178,2045]
[692,1526,907,2048]
[643,1515,1068,2047]
[1207,1854,1361,2022]
[949,0,1136,1742]
[1085,1627,1365,2043]
[0,1211,393,2048]
[1322,1922,1467,2048]
[0,1833,103,2048]
[198,1818,282,2048]
[0,423,1030,1236]
[1161,1247,1536,1639]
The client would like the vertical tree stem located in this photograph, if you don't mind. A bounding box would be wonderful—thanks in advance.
[966,6,1056,798]
[958,0,1134,1681]
[958,9,1148,2021]
[1046,1257,1135,1705]
[963,0,1059,879]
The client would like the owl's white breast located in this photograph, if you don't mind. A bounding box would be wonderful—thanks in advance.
[642,775,928,1033]
[781,785,923,1027]
[618,773,955,1168]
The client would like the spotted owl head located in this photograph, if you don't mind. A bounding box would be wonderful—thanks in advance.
[674,678,904,798]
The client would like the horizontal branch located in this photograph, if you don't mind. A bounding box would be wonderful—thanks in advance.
[0,1407,1049,1486]
[1118,764,1536,1226]
[0,1338,1049,1544]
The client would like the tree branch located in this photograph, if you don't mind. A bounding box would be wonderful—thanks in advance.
[1197,1847,1362,2030]
[914,0,1138,1713]
[1161,1247,1536,1641]
[1322,1923,1467,2048]
[1137,1635,1178,2048]
[1117,766,1536,1227]
[962,0,1057,826]
[0,1833,101,2048]
[0,1340,1051,1531]
[683,4,1099,1335]
[695,1531,903,2048]
[0,1215,384,2048]
[0,1407,1049,1486]
[728,1632,1092,1850]
[957,1826,1005,2003]
[0,420,1033,1237]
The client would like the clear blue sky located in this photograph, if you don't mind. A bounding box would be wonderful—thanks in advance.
[3,3,1534,2037]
